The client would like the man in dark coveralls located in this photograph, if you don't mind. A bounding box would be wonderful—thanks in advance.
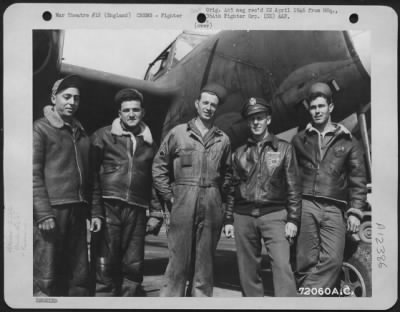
[223,97,301,296]
[33,75,102,296]
[152,83,232,297]
[91,88,163,296]
[292,82,367,294]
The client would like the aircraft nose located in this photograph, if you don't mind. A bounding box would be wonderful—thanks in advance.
[349,30,371,76]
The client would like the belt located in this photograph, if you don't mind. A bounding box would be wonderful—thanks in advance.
[174,179,220,188]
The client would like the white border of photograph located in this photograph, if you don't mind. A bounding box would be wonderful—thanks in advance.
[3,3,398,310]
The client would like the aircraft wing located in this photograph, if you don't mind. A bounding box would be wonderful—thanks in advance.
[33,29,370,148]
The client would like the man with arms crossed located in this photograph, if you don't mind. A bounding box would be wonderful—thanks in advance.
[224,97,301,296]
[33,75,102,296]
[152,83,232,297]
[292,82,367,294]
[91,88,163,296]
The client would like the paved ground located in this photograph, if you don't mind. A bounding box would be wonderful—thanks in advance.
[142,225,274,297]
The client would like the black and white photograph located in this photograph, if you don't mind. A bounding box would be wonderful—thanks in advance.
[3,3,398,310]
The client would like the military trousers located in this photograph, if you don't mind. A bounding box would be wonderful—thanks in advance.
[93,199,146,297]
[296,198,346,292]
[160,184,224,297]
[234,209,298,296]
[33,203,90,296]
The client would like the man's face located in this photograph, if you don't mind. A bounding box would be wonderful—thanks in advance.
[195,92,219,122]
[51,87,80,120]
[119,100,145,130]
[308,96,334,127]
[247,111,271,137]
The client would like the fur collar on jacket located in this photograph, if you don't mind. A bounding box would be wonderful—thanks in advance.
[43,105,84,130]
[305,122,352,138]
[111,118,153,145]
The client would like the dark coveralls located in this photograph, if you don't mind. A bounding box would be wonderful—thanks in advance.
[91,119,162,296]
[152,119,232,297]
[33,106,97,296]
[225,134,301,296]
[292,123,367,291]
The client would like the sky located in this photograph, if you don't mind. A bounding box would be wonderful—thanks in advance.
[63,29,182,78]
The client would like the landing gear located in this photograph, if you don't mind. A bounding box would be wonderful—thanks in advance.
[340,242,372,297]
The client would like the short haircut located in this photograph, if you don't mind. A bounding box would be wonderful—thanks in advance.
[114,88,144,109]
[197,91,220,103]
[308,92,332,106]
[197,83,226,104]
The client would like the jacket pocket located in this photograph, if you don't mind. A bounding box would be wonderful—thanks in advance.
[266,176,285,200]
[270,175,284,189]
[329,164,342,177]
[299,158,314,169]
[180,152,193,167]
[102,164,120,174]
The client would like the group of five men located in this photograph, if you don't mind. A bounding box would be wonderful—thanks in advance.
[33,75,367,297]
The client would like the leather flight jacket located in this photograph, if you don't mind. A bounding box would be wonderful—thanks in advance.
[225,133,301,225]
[292,123,367,219]
[91,119,163,218]
[33,106,95,224]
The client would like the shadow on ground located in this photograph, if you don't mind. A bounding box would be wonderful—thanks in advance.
[143,257,169,276]
[143,231,274,297]
[214,248,274,296]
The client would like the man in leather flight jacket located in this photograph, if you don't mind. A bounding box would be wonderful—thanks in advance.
[152,83,232,297]
[91,89,163,296]
[33,75,102,296]
[224,97,301,297]
[292,82,367,294]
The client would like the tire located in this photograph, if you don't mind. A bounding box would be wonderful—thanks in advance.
[340,242,372,297]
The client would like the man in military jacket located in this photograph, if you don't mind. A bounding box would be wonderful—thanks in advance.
[224,97,301,297]
[292,82,367,293]
[33,75,102,296]
[152,83,232,297]
[91,88,163,296]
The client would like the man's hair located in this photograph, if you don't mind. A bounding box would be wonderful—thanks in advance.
[307,92,332,106]
[197,83,227,104]
[197,90,220,104]
[114,88,144,109]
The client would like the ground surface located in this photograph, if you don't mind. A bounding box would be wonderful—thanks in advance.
[142,225,274,297]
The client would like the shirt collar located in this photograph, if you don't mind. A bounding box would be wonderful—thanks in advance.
[248,132,279,150]
[111,118,153,145]
[187,118,223,137]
